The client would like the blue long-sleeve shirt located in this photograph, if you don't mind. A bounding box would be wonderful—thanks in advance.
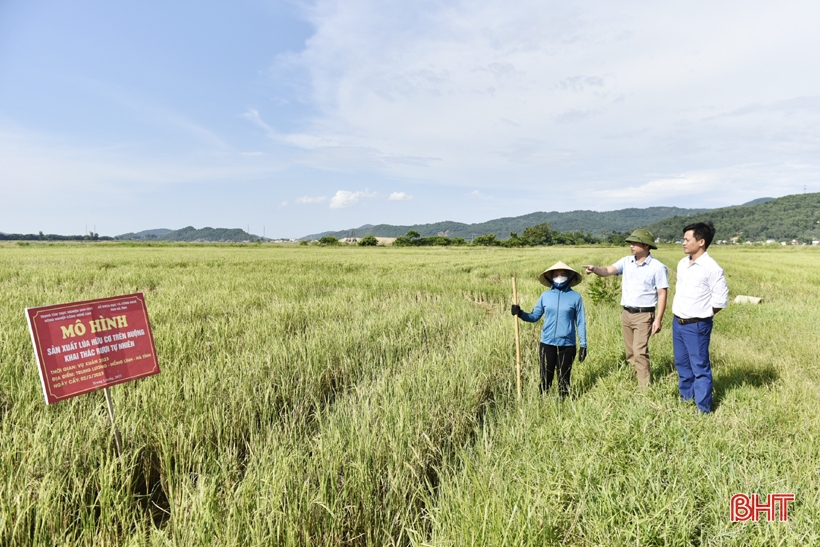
[519,285,587,347]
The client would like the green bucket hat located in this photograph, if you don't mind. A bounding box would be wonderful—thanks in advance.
[625,228,657,250]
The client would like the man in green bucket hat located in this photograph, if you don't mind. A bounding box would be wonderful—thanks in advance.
[583,228,669,387]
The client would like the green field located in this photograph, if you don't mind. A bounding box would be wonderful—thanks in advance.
[1,243,819,546]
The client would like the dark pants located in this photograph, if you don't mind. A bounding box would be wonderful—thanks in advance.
[673,318,714,413]
[539,343,576,397]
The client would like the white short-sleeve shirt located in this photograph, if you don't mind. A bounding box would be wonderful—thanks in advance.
[671,251,729,319]
[613,254,670,307]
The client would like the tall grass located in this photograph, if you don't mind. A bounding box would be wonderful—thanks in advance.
[1,243,819,545]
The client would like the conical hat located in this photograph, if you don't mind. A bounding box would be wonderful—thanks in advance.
[537,261,582,287]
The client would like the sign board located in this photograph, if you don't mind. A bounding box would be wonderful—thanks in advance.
[26,293,160,404]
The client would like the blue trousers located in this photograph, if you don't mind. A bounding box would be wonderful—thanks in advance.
[672,318,714,413]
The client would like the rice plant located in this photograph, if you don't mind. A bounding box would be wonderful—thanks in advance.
[1,243,818,546]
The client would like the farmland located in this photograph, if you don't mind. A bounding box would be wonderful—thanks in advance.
[1,243,820,546]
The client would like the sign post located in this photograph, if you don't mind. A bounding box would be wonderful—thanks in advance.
[25,293,160,453]
[103,387,122,457]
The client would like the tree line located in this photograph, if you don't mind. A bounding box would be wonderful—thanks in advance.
[316,223,632,247]
[0,232,111,241]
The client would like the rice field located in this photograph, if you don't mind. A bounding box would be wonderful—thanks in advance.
[1,242,819,546]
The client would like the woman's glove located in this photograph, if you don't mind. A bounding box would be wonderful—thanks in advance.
[511,304,521,316]
[579,347,587,362]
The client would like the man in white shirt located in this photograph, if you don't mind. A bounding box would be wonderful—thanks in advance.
[672,221,729,413]
[584,228,669,387]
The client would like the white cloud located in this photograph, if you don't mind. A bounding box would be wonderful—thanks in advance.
[586,163,820,209]
[296,195,329,204]
[266,0,820,206]
[0,129,288,198]
[594,173,717,201]
[329,189,378,209]
[299,189,407,209]
[243,109,278,139]
[467,190,494,200]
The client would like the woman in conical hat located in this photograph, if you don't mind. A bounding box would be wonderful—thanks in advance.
[511,261,588,397]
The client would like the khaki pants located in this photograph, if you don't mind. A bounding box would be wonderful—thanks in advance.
[621,309,654,387]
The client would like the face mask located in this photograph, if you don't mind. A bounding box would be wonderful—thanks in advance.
[552,275,568,285]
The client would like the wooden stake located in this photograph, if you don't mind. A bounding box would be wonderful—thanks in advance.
[512,277,522,401]
[104,387,122,457]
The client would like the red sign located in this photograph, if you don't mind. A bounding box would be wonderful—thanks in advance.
[26,293,160,404]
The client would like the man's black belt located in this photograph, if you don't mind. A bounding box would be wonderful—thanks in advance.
[674,315,709,325]
[623,306,655,313]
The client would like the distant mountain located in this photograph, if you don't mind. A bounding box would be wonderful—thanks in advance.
[302,206,710,241]
[737,197,775,207]
[643,193,820,242]
[115,228,173,240]
[116,226,258,242]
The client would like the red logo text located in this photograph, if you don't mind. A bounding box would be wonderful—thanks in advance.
[730,493,794,522]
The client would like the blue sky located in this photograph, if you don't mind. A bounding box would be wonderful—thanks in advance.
[2,0,819,238]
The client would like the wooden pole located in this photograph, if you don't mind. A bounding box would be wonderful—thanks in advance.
[512,277,522,402]
[104,387,122,457]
